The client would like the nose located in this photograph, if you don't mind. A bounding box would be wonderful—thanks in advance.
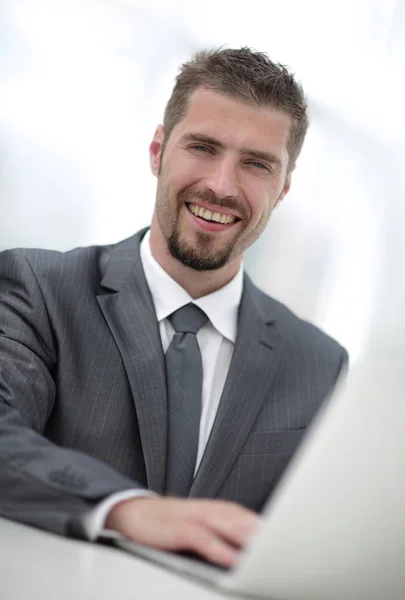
[204,155,239,199]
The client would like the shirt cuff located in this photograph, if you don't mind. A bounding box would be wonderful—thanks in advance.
[82,489,157,541]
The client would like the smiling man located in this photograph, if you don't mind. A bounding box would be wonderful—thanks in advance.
[0,47,347,568]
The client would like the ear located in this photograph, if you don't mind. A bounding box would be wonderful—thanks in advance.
[275,164,295,207]
[149,125,165,176]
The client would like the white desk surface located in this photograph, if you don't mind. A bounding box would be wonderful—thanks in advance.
[0,517,245,600]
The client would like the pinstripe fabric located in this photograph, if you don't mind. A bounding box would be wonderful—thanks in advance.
[0,228,347,537]
[189,278,347,507]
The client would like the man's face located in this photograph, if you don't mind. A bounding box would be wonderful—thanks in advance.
[150,88,293,271]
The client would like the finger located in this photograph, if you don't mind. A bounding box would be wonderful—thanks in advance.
[199,502,261,548]
[179,524,241,568]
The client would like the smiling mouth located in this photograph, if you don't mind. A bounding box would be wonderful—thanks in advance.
[186,202,240,225]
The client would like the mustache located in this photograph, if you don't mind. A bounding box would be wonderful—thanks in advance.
[179,187,248,219]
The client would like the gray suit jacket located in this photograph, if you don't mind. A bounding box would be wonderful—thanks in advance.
[0,228,347,538]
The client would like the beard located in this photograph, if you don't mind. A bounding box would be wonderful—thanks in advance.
[167,223,235,271]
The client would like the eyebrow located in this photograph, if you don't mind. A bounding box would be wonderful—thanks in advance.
[180,132,283,168]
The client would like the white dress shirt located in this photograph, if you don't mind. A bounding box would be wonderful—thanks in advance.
[83,230,243,539]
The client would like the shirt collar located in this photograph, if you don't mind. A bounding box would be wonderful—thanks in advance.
[140,230,243,343]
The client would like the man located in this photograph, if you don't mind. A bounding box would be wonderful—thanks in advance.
[0,47,347,568]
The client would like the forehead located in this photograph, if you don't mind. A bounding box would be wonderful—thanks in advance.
[173,88,291,160]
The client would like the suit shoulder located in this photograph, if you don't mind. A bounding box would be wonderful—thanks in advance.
[0,242,114,283]
[252,283,346,362]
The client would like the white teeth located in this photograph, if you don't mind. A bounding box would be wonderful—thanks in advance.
[188,203,236,224]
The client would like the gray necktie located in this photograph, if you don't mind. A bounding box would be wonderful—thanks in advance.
[164,303,208,497]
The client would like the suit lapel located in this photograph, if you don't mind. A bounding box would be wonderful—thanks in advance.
[96,230,167,494]
[190,275,280,499]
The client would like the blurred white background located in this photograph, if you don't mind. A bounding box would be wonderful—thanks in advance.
[0,0,404,373]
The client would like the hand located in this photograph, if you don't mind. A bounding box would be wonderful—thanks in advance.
[105,496,260,568]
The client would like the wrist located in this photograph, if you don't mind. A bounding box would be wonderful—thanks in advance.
[105,495,158,531]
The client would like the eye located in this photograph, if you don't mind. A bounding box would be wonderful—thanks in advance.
[192,145,211,153]
[250,161,269,170]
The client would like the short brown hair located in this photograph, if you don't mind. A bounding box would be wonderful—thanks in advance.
[162,47,309,171]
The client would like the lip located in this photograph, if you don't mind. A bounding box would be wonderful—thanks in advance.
[185,204,239,233]
[186,200,241,219]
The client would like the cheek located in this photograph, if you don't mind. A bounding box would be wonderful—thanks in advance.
[249,193,274,227]
[170,153,205,181]
[166,167,198,199]
[158,168,182,203]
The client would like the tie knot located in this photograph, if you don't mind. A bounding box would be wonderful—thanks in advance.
[169,303,208,335]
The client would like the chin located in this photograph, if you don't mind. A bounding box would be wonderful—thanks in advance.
[168,237,231,272]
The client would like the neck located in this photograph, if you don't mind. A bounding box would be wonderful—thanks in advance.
[148,213,242,299]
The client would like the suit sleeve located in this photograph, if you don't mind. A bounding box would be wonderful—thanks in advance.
[0,250,144,538]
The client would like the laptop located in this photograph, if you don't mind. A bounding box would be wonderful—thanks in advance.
[106,366,405,600]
